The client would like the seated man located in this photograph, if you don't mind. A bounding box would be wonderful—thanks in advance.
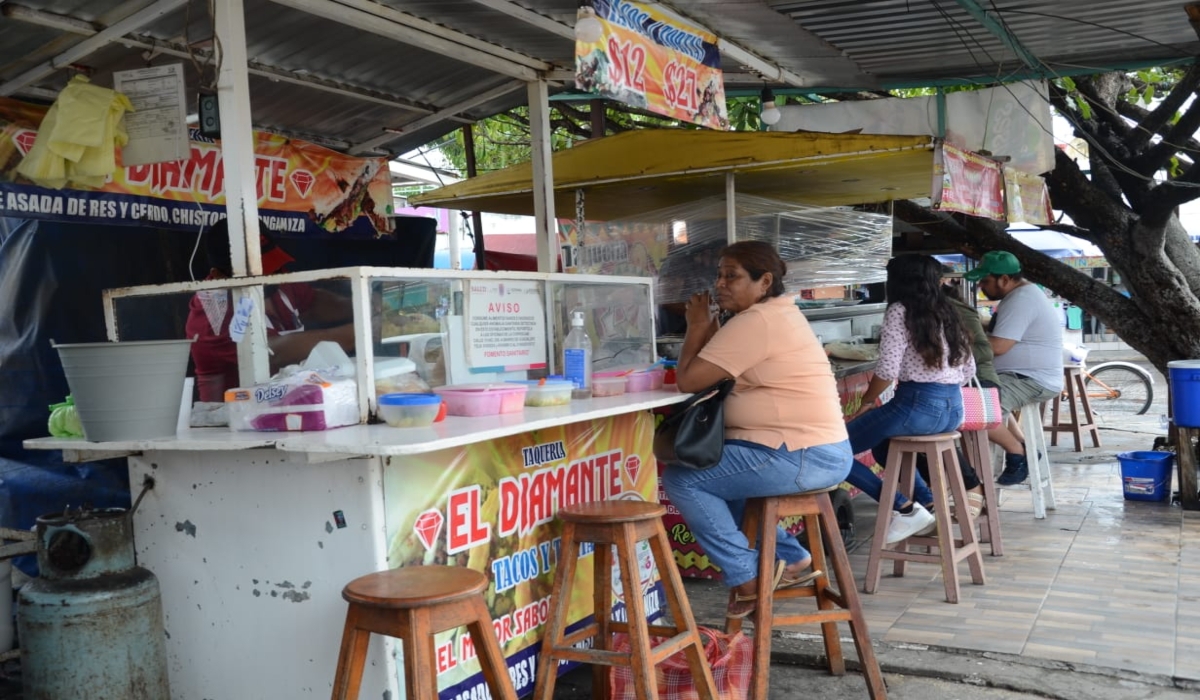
[964,251,1063,486]
[186,220,355,401]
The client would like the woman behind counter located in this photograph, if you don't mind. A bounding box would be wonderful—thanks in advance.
[661,241,852,619]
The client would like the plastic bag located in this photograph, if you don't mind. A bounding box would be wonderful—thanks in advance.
[224,370,359,432]
[610,626,752,700]
[47,395,83,438]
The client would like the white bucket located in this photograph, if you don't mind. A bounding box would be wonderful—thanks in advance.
[54,339,194,442]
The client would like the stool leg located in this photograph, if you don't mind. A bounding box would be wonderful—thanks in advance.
[533,524,582,700]
[402,609,437,700]
[923,443,961,604]
[892,452,918,579]
[467,596,518,700]
[1049,391,1062,448]
[331,606,372,700]
[1075,371,1102,448]
[1065,373,1083,452]
[964,431,1003,557]
[726,500,762,635]
[940,444,986,588]
[593,540,617,700]
[865,448,905,593]
[817,495,888,700]
[614,527,657,700]
[749,499,780,700]
[648,525,718,700]
[804,511,844,675]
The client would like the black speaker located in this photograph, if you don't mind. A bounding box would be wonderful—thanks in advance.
[198,92,220,138]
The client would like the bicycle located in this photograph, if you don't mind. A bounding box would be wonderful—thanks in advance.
[1075,359,1155,416]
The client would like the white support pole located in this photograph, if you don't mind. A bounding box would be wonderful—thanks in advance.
[214,0,269,384]
[528,80,557,273]
[725,172,737,244]
[448,213,462,270]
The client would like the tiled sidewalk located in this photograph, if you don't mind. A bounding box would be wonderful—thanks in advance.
[682,426,1200,681]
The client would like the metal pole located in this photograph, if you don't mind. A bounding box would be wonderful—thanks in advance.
[725,171,737,244]
[528,80,557,273]
[462,124,487,270]
[590,98,606,139]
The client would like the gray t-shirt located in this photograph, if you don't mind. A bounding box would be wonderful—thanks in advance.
[991,283,1063,392]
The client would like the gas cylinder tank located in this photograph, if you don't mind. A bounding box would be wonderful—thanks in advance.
[16,507,170,699]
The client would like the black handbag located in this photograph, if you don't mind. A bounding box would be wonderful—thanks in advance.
[653,379,736,470]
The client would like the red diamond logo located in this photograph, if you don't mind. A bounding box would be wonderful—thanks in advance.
[289,169,315,198]
[624,455,642,485]
[413,508,444,551]
[13,129,37,156]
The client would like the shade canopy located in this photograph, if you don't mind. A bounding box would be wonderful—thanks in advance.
[411,130,936,220]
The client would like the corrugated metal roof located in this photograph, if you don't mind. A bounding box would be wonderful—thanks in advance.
[0,0,1194,158]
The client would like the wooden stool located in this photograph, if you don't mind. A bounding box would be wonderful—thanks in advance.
[864,432,986,603]
[331,566,517,700]
[532,501,717,700]
[960,430,1003,556]
[1018,403,1057,519]
[1045,366,1101,451]
[726,486,887,700]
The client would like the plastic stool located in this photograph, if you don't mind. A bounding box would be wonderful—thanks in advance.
[331,566,517,700]
[864,432,986,603]
[1018,403,1057,519]
[531,501,717,700]
[726,486,887,700]
[1045,366,1101,452]
[960,430,1003,556]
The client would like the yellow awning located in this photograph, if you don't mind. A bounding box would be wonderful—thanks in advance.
[411,129,937,220]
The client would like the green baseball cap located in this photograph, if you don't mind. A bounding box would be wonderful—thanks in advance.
[963,250,1021,281]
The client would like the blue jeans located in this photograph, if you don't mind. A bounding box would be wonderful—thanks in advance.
[662,439,853,588]
[844,382,964,511]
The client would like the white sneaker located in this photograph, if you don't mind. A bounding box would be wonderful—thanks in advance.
[884,504,936,544]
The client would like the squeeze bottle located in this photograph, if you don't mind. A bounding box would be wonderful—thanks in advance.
[563,311,593,398]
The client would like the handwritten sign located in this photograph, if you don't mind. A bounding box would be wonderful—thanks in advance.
[575,0,727,130]
[465,281,547,372]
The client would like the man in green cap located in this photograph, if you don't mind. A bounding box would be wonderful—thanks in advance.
[964,251,1063,485]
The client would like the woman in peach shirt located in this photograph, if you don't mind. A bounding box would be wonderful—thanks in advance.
[661,241,852,619]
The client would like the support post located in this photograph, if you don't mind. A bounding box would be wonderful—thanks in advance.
[725,172,737,244]
[528,80,557,273]
[462,124,487,270]
[590,98,606,138]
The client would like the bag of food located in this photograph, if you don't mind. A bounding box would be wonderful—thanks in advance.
[47,395,84,438]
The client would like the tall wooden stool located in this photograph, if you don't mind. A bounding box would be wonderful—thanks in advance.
[532,501,717,700]
[960,430,1003,556]
[726,486,887,700]
[1017,403,1057,519]
[331,566,517,700]
[1045,365,1101,451]
[864,433,986,604]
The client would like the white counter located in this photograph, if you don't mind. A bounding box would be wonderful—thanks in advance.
[24,389,690,458]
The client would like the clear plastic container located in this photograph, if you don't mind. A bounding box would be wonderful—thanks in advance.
[378,393,442,428]
[434,384,527,416]
[374,357,430,397]
[509,379,574,407]
[592,375,628,397]
[624,368,666,393]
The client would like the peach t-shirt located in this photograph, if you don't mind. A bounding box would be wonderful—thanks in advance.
[698,296,848,450]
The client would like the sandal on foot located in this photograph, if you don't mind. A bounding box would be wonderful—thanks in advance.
[965,492,985,519]
[777,567,823,589]
[726,593,757,619]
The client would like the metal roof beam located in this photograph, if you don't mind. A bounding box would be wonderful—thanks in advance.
[951,0,1043,72]
[272,0,550,81]
[466,0,574,40]
[351,80,527,155]
[0,0,188,96]
[2,3,469,122]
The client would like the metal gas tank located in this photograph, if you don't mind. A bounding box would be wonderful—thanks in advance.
[16,507,170,700]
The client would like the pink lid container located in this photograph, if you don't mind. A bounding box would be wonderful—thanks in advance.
[433,384,527,416]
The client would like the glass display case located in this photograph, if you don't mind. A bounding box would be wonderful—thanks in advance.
[104,267,656,424]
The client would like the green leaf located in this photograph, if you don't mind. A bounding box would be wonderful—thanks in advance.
[1143,85,1155,104]
[1060,76,1077,92]
[1078,98,1093,120]
[1170,156,1183,178]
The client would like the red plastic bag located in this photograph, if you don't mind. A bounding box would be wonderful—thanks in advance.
[609,626,752,700]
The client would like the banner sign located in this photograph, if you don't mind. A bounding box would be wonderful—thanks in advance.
[1003,167,1053,225]
[575,0,728,130]
[0,97,394,236]
[383,412,662,699]
[934,143,1005,220]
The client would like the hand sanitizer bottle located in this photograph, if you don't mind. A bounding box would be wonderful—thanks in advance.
[563,310,593,399]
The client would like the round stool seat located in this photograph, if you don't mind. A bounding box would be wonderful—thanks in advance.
[556,500,665,524]
[890,431,961,443]
[342,566,487,608]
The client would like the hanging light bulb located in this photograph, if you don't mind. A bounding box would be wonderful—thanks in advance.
[575,5,604,44]
[760,87,781,126]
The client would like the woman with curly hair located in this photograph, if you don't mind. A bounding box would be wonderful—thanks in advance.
[843,254,975,545]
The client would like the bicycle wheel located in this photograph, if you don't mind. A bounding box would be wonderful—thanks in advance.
[1084,365,1153,415]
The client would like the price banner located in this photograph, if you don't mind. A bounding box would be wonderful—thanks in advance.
[575,0,728,131]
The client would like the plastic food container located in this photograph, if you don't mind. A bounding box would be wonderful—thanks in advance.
[374,357,429,398]
[378,393,442,428]
[509,379,574,407]
[592,375,628,397]
[625,368,666,393]
[434,384,527,416]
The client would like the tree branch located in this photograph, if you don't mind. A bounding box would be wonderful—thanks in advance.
[1143,162,1200,224]
[1127,64,1200,152]
[1115,100,1198,169]
[1044,147,1133,242]
[1134,95,1200,176]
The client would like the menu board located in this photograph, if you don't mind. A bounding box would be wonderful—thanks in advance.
[465,280,547,373]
